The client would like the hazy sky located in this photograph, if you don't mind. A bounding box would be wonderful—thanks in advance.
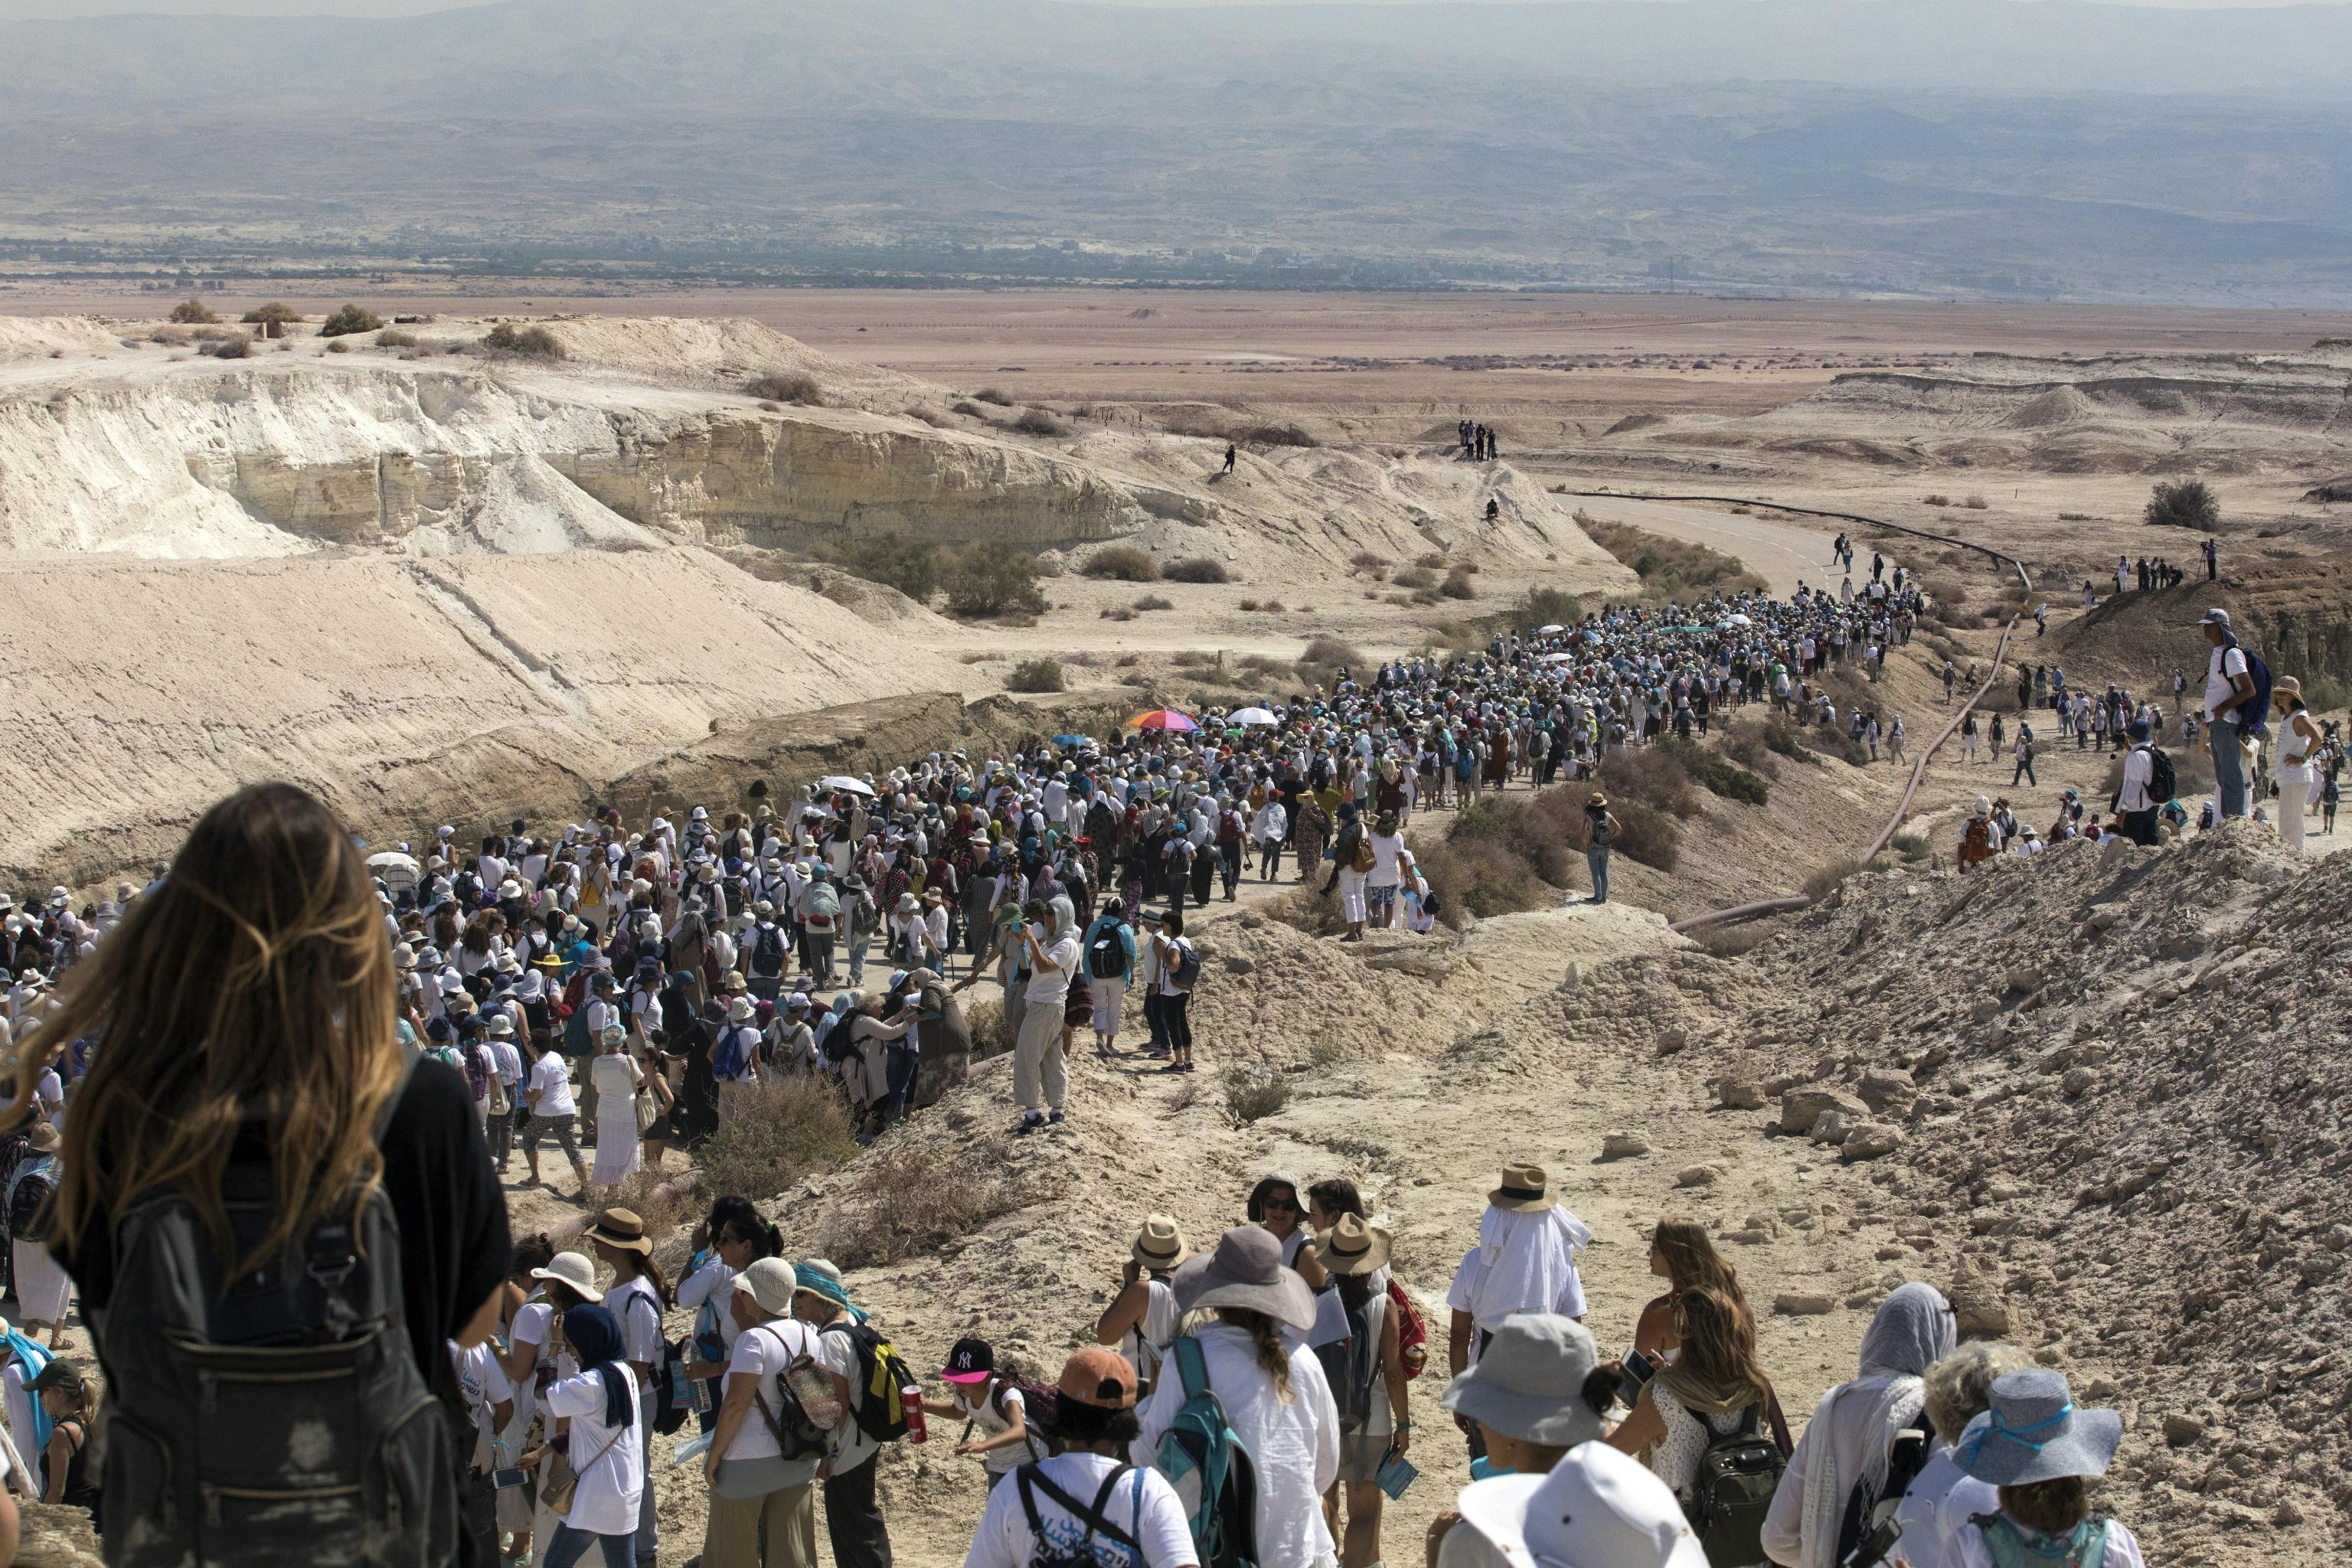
[2,0,2344,15]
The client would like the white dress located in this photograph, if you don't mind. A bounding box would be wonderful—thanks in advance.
[589,1053,642,1186]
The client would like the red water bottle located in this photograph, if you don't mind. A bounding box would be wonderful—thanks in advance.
[901,1380,928,1443]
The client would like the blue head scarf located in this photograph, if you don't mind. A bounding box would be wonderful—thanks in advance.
[560,1303,632,1429]
[794,1263,868,1324]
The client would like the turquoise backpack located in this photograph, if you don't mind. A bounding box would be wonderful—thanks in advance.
[1975,1514,2110,1568]
[1154,1337,1259,1568]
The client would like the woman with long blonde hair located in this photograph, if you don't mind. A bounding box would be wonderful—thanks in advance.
[11,782,512,1563]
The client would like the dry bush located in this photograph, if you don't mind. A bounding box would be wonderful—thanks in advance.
[1163,557,1230,584]
[168,299,217,324]
[941,541,1046,617]
[952,399,986,418]
[1393,567,1437,591]
[484,322,564,358]
[1803,858,1865,903]
[240,302,302,332]
[1658,737,1770,805]
[973,387,1015,407]
[205,335,253,359]
[1011,408,1069,437]
[1223,1067,1294,1125]
[1521,587,1584,630]
[744,371,821,405]
[1440,569,1477,599]
[1599,747,1700,818]
[1579,514,1767,601]
[1349,550,1388,574]
[1302,635,1363,668]
[1922,494,1951,507]
[1256,599,1285,612]
[1101,607,1136,622]
[1690,921,1770,959]
[1085,546,1160,582]
[906,407,952,429]
[817,1143,1034,1268]
[1171,650,1220,670]
[319,304,385,337]
[1414,552,1449,570]
[693,1078,860,1204]
[377,328,419,348]
[325,340,351,354]
[1006,658,1066,693]
[1133,594,1174,612]
[1890,830,1932,862]
[1962,494,1989,510]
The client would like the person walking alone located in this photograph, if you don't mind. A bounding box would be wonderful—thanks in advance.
[1583,794,1622,905]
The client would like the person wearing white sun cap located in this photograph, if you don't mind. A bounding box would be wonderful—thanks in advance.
[1449,1442,1707,1568]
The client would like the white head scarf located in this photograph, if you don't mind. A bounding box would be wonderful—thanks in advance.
[1796,1282,1956,1568]
[1463,1203,1592,1326]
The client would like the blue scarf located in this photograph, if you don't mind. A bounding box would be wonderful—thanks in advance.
[560,1305,632,1430]
[793,1265,868,1324]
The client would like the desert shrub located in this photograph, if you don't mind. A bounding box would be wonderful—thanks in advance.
[1415,551,1449,570]
[1349,550,1387,573]
[319,304,385,337]
[1392,567,1437,591]
[2145,479,2220,531]
[1132,594,1174,612]
[1891,829,1932,862]
[1922,494,1950,506]
[1301,635,1363,668]
[207,335,253,359]
[168,299,217,324]
[2305,674,2350,714]
[1813,727,1873,768]
[1416,832,1549,923]
[1084,546,1160,581]
[1240,423,1316,447]
[1256,599,1285,612]
[1579,513,1766,600]
[1521,586,1584,629]
[694,1078,859,1205]
[1440,569,1476,599]
[907,407,951,428]
[375,328,420,348]
[1223,1067,1293,1125]
[1011,408,1068,437]
[951,399,986,418]
[746,371,822,405]
[1717,723,1781,779]
[1803,858,1865,903]
[1101,607,1135,622]
[325,340,351,354]
[1163,557,1230,584]
[482,322,563,357]
[240,302,302,337]
[973,387,1015,407]
[1006,658,1066,693]
[1691,921,1770,959]
[941,541,1047,617]
[1599,747,1699,818]
[817,537,941,603]
[818,1144,1034,1268]
[1759,713,1823,766]
[1962,493,1988,510]
[1660,737,1771,806]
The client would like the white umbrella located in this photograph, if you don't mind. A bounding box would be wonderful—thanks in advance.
[1229,707,1279,727]
[1539,651,1575,664]
[367,851,420,897]
[1723,613,1753,627]
[817,775,875,797]
[1536,623,1566,635]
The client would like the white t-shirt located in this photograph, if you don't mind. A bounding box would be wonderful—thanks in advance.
[1892,1447,2000,1568]
[961,1453,1195,1568]
[676,1259,742,1356]
[1132,1325,1340,1568]
[721,1319,825,1478]
[817,1320,880,1474]
[952,1381,1044,1477]
[605,1276,665,1387]
[1368,831,1406,884]
[1026,933,1082,1007]
[528,1053,577,1118]
[543,1370,643,1536]
[2204,643,2249,722]
[1956,1516,2145,1568]
[453,1340,515,1449]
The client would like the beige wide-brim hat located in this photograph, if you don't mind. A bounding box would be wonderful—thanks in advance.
[1318,1214,1392,1277]
[733,1255,799,1316]
[1133,1214,1193,1271]
[585,1208,653,1256]
[1489,1160,1558,1214]
[531,1250,599,1298]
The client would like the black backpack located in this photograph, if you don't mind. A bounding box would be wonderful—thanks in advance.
[820,1320,916,1444]
[751,923,787,977]
[2143,745,2178,805]
[1016,1462,1143,1568]
[95,1060,458,1567]
[6,1161,56,1244]
[1684,1404,1785,1568]
[1086,927,1128,981]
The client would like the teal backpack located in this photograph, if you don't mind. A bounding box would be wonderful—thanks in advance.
[1154,1337,1259,1568]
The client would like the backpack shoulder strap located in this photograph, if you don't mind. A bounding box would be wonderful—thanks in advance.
[1171,1334,1209,1400]
[1018,1462,1144,1556]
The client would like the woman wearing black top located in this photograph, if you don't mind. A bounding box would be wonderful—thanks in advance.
[31,1361,100,1515]
[5,782,512,1566]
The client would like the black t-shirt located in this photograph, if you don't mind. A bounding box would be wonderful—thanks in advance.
[64,1057,513,1406]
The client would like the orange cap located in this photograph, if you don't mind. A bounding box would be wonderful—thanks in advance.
[1056,1347,1138,1410]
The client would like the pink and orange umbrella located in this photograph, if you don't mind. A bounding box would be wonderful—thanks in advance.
[1125,709,1200,733]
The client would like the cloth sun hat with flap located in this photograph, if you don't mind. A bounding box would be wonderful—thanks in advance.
[1453,1442,1707,1568]
[1439,1312,1604,1448]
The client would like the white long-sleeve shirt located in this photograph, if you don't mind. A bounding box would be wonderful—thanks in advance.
[1253,802,1289,843]
[2117,744,2155,812]
[1135,1325,1341,1568]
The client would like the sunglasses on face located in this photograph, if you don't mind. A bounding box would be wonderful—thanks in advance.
[1262,1197,1298,1213]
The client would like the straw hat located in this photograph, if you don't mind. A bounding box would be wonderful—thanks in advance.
[1171,1225,1316,1331]
[1488,1160,1558,1214]
[585,1208,653,1256]
[1316,1214,1391,1277]
[530,1251,599,1298]
[1132,1214,1193,1272]
[25,1122,59,1155]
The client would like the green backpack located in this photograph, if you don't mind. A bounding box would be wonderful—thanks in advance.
[1975,1514,2111,1568]
[1154,1337,1259,1568]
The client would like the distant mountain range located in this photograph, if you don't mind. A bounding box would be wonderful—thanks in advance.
[5,0,2352,302]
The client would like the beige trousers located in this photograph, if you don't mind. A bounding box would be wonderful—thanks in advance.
[1012,993,1069,1111]
[703,1481,815,1568]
